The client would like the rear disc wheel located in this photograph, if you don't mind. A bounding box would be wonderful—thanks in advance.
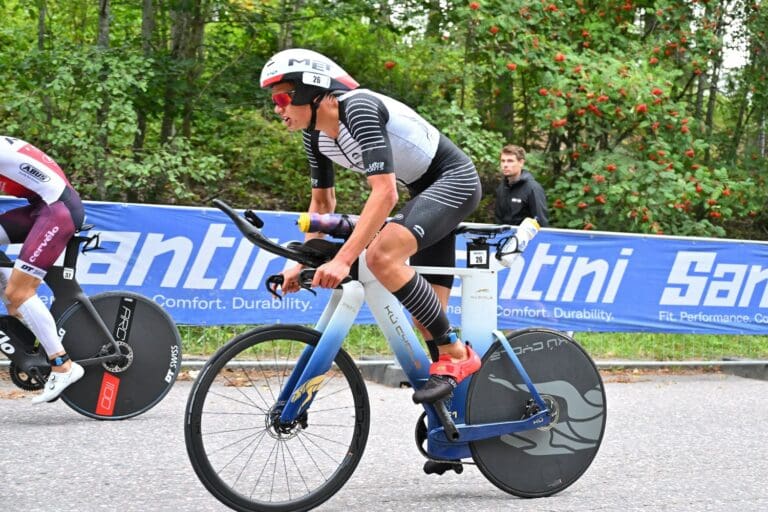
[58,292,181,420]
[466,329,606,497]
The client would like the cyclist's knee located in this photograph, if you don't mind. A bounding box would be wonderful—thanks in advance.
[5,285,36,310]
[365,247,398,277]
[4,280,38,311]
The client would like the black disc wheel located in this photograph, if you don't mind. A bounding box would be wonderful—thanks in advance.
[466,329,606,498]
[184,325,370,512]
[58,292,181,420]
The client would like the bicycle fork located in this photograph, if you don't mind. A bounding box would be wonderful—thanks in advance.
[276,281,365,424]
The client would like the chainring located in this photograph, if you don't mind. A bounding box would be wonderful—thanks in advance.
[9,362,50,391]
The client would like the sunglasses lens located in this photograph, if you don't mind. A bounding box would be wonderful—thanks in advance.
[272,92,292,107]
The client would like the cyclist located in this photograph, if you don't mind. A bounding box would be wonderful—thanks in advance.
[0,136,85,403]
[260,48,481,404]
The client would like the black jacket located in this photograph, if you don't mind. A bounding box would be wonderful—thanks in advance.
[494,170,549,227]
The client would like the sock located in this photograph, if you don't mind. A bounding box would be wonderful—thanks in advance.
[16,295,64,357]
[392,272,451,344]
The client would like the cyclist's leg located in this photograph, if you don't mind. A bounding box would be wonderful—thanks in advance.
[366,224,455,356]
[367,142,481,402]
[409,233,462,360]
[0,194,85,402]
[0,204,35,305]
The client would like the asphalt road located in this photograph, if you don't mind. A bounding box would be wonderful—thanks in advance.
[1,370,767,512]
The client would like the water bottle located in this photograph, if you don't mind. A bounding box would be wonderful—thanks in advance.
[514,217,540,253]
[496,217,540,267]
[297,212,359,238]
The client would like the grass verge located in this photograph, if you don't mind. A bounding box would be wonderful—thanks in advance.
[179,325,768,361]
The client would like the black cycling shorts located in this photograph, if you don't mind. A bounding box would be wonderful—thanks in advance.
[391,135,481,288]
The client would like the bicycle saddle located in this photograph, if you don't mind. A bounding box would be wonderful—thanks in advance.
[286,238,343,267]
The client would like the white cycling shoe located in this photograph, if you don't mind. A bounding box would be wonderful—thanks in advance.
[32,362,85,404]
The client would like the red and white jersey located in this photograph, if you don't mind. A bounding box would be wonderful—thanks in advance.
[0,136,70,204]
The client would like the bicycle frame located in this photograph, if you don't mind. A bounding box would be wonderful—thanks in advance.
[276,251,552,462]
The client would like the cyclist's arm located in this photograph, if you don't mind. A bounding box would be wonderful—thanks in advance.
[333,173,397,267]
[332,93,397,266]
[303,129,337,241]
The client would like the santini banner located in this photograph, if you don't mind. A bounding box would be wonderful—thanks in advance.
[2,198,767,334]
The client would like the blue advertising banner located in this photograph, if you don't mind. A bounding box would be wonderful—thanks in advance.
[2,198,768,334]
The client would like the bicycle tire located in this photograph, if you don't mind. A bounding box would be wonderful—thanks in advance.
[466,328,606,498]
[58,292,181,420]
[184,325,370,512]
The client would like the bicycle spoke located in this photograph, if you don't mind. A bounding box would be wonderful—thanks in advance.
[283,437,313,495]
[219,373,265,411]
[295,431,331,481]
[207,388,269,413]
[215,429,265,475]
[202,425,264,437]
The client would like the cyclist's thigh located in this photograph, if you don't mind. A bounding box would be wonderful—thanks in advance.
[396,168,480,287]
[18,201,77,275]
[393,165,480,251]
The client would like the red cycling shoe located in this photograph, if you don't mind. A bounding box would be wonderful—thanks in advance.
[412,343,481,404]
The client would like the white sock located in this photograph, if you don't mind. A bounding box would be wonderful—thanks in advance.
[16,295,64,356]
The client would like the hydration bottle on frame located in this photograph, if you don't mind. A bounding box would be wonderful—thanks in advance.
[297,212,359,238]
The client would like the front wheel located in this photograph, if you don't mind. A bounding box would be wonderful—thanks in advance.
[466,328,606,498]
[184,325,370,512]
[58,292,181,420]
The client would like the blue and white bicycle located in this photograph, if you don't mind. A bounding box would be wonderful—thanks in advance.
[184,200,606,512]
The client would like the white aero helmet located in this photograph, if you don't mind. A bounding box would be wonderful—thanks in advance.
[260,48,359,105]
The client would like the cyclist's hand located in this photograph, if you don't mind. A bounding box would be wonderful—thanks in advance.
[280,264,303,294]
[313,259,351,289]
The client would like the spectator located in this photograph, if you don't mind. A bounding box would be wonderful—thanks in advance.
[494,144,549,227]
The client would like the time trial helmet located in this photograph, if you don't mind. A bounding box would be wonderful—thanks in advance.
[260,48,359,105]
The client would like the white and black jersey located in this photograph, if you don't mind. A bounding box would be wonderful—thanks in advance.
[301,89,481,285]
[303,89,440,188]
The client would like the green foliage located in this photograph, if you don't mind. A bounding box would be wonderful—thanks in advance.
[459,0,765,236]
[0,0,764,238]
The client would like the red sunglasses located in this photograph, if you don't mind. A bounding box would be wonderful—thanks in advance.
[271,90,295,108]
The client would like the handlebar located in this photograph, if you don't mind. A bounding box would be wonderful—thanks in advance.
[214,198,521,266]
[213,199,322,268]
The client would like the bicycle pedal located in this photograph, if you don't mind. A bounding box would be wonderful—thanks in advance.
[412,375,456,404]
[423,459,463,476]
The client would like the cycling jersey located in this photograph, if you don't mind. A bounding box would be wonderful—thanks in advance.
[303,89,441,188]
[301,90,481,287]
[0,137,71,203]
[0,137,84,278]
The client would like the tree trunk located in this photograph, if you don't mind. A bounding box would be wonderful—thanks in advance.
[37,0,46,50]
[703,3,728,165]
[729,59,754,162]
[94,0,110,200]
[134,0,155,158]
[161,0,207,143]
[278,0,304,50]
[37,0,53,125]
